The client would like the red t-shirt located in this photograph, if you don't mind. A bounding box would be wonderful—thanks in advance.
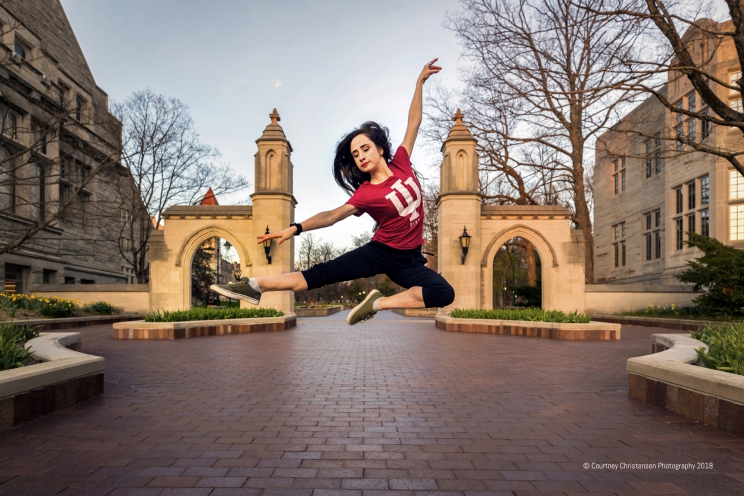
[345,146,424,250]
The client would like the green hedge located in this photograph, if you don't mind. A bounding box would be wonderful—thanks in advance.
[145,307,284,322]
[691,323,744,376]
[449,307,590,323]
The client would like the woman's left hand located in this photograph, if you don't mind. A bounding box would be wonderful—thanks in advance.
[418,58,442,83]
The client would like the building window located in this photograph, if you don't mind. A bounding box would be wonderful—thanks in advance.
[645,141,652,179]
[13,43,26,60]
[655,230,661,259]
[702,108,711,138]
[0,148,14,214]
[612,158,626,195]
[675,100,684,152]
[731,170,744,199]
[75,98,83,122]
[701,209,710,237]
[3,111,17,140]
[58,84,67,107]
[687,213,696,240]
[676,217,684,250]
[701,175,709,205]
[688,182,696,210]
[731,204,744,241]
[731,71,741,95]
[644,210,661,261]
[645,233,652,261]
[675,186,683,214]
[613,222,626,268]
[688,93,697,141]
[654,138,662,173]
[31,163,45,222]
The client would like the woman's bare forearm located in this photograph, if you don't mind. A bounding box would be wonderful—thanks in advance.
[297,210,337,232]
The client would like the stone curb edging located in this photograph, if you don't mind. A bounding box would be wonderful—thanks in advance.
[0,314,144,332]
[295,306,342,317]
[435,315,621,340]
[112,315,297,339]
[628,333,744,436]
[0,332,105,430]
[592,314,728,332]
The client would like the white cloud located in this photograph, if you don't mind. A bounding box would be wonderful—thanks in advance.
[271,78,282,89]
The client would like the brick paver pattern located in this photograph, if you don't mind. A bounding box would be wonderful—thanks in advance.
[1,310,743,495]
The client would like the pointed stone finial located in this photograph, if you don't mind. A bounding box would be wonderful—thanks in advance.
[446,108,473,139]
[270,108,280,124]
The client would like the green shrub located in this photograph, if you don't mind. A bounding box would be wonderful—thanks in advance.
[449,307,590,323]
[691,323,744,376]
[620,304,736,321]
[0,323,38,370]
[145,307,284,322]
[82,301,119,315]
[676,233,744,315]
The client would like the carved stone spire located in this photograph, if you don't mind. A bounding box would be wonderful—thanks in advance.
[446,108,473,139]
[258,108,287,141]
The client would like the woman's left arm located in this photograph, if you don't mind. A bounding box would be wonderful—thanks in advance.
[401,58,442,156]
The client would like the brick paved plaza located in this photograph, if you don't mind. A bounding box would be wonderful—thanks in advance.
[1,311,744,495]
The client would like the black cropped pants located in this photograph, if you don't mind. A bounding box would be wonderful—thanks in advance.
[301,241,455,308]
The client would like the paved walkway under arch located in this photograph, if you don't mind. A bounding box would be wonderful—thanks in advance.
[1,311,743,495]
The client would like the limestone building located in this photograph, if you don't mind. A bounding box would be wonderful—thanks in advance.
[594,19,743,284]
[0,0,135,292]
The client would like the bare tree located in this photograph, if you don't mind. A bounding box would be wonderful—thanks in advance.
[437,0,651,282]
[591,1,744,177]
[108,89,251,282]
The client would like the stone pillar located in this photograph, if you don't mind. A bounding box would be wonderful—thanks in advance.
[437,110,481,311]
[250,109,297,315]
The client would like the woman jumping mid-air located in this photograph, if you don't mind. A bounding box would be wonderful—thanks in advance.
[211,58,455,325]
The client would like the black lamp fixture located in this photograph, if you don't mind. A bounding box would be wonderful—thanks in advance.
[459,226,471,265]
[263,226,272,264]
[223,240,232,251]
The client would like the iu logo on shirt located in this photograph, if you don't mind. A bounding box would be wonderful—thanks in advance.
[385,178,422,223]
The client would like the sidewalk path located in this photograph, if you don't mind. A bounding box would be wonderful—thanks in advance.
[0,311,743,495]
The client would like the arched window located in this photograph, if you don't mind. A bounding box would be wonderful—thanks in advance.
[14,43,26,60]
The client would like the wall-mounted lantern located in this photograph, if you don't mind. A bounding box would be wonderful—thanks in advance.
[459,226,471,265]
[263,226,272,264]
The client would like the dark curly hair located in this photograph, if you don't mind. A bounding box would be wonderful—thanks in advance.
[333,121,392,195]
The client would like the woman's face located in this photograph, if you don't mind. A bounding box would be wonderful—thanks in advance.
[350,134,384,174]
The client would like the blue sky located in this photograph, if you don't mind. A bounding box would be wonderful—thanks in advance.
[60,0,464,249]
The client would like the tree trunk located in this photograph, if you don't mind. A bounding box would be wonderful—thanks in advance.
[525,242,537,286]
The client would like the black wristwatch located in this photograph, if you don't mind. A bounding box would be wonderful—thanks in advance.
[290,222,303,236]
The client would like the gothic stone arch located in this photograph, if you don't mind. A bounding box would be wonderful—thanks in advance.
[478,206,586,312]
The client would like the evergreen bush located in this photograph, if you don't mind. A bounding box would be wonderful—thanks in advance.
[450,307,590,323]
[676,233,744,315]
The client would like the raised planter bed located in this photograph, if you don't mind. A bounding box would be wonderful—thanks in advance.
[295,306,342,317]
[592,314,727,332]
[0,332,104,430]
[0,314,144,332]
[436,315,620,340]
[112,314,296,339]
[391,308,437,318]
[628,333,744,436]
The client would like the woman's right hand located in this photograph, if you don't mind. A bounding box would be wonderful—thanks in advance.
[257,225,296,245]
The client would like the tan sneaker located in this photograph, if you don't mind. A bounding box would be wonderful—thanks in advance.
[347,290,383,325]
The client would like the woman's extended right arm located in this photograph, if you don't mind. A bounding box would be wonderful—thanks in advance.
[257,204,359,245]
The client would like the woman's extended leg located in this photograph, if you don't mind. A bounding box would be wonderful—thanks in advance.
[378,286,424,309]
[255,272,308,292]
